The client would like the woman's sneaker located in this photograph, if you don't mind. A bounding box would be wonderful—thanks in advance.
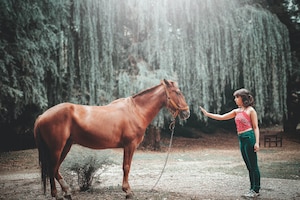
[243,189,260,198]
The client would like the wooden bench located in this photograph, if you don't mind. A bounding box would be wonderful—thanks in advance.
[264,134,282,147]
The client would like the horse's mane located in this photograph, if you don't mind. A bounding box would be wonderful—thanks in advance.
[132,83,162,98]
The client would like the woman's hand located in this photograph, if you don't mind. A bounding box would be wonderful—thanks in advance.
[254,143,260,152]
[199,106,208,116]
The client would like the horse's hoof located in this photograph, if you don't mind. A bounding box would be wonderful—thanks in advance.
[126,192,134,199]
[64,194,72,200]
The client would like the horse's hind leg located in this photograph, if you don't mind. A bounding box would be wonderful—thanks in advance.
[56,139,73,199]
[50,140,72,200]
[49,151,63,200]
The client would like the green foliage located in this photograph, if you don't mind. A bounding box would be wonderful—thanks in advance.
[0,0,68,124]
[0,0,294,130]
[283,0,300,25]
[112,0,291,124]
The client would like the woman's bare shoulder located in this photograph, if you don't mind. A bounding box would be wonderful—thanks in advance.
[232,108,240,114]
[247,106,257,114]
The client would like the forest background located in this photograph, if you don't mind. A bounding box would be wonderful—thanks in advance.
[0,0,299,151]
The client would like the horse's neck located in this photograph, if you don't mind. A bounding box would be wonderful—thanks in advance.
[132,85,166,124]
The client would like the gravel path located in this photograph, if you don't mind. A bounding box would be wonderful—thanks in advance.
[1,130,300,200]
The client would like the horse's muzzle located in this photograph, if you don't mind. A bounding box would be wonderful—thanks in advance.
[180,110,190,120]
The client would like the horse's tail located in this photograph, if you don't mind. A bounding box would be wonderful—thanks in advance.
[34,119,50,194]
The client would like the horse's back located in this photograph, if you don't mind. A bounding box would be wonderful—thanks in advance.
[36,103,75,126]
[37,99,132,126]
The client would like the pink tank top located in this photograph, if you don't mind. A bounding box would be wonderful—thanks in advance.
[235,111,252,132]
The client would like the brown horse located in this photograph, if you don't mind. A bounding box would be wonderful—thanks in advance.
[34,79,190,199]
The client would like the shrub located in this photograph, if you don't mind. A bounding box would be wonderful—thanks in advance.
[68,154,113,191]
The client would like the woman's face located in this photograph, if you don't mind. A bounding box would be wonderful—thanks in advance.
[234,96,243,107]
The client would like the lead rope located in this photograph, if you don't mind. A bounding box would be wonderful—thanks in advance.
[151,118,176,191]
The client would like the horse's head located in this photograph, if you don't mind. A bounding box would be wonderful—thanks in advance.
[162,79,190,120]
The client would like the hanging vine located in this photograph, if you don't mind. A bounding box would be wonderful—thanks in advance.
[0,0,292,128]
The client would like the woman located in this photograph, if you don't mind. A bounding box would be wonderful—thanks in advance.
[200,88,260,198]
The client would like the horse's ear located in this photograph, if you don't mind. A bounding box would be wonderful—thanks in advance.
[163,79,171,87]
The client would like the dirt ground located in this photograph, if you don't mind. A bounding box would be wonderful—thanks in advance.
[1,126,300,200]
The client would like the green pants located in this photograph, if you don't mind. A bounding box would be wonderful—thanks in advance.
[238,130,260,192]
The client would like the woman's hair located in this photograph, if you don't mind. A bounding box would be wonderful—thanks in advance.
[233,88,254,107]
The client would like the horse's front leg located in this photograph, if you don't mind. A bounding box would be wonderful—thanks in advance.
[122,145,136,199]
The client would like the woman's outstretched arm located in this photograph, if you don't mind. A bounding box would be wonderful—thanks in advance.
[199,106,236,121]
